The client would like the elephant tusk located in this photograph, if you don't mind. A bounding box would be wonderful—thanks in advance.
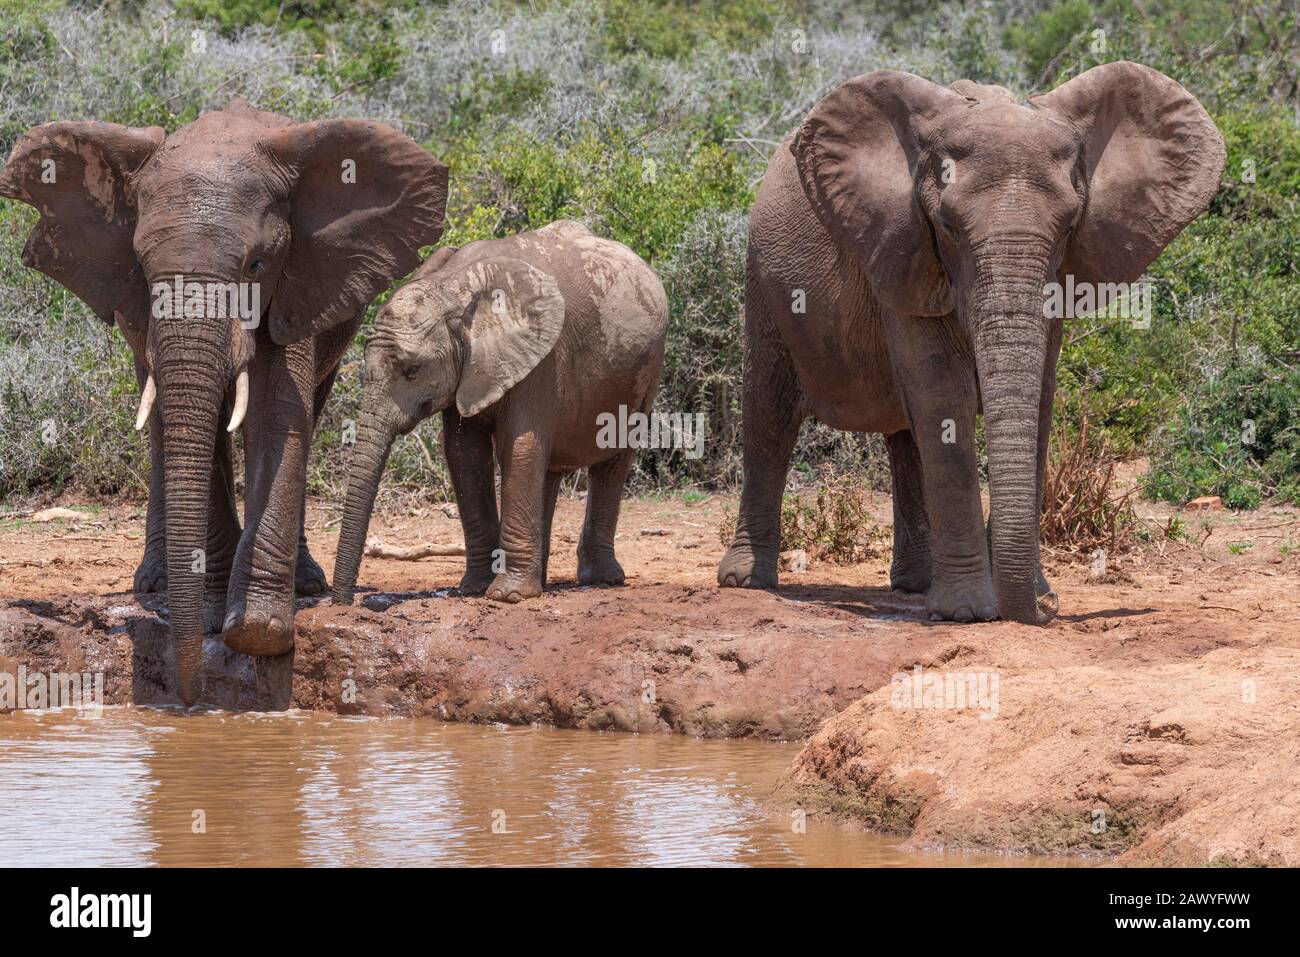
[228,369,249,433]
[134,375,157,431]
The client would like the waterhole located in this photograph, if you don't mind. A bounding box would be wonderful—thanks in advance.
[0,709,1083,867]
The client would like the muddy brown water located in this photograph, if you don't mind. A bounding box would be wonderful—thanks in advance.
[0,708,1083,867]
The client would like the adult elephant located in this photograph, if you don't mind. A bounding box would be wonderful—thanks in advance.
[0,100,447,704]
[718,62,1224,624]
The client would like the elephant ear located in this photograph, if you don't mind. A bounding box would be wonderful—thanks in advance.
[442,258,566,418]
[792,71,965,316]
[263,119,449,345]
[1032,61,1226,286]
[416,244,460,278]
[0,121,163,332]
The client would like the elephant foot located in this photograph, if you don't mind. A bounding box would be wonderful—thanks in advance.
[890,551,933,593]
[1036,567,1059,619]
[1036,566,1054,597]
[486,570,543,604]
[222,602,295,656]
[578,550,625,586]
[133,547,168,593]
[295,544,328,596]
[717,543,778,589]
[925,571,998,623]
[457,567,496,595]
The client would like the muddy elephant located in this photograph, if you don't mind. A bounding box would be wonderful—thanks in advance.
[718,61,1224,623]
[330,220,668,605]
[0,100,447,704]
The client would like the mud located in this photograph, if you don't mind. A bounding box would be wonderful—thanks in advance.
[2,483,1297,863]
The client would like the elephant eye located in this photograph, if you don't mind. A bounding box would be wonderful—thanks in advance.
[403,363,423,381]
[246,259,263,276]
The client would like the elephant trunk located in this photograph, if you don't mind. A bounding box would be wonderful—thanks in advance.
[154,319,230,706]
[331,397,399,604]
[969,243,1056,626]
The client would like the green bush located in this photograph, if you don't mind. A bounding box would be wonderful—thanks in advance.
[1146,358,1300,510]
[0,0,1296,509]
[640,209,748,488]
[441,129,752,264]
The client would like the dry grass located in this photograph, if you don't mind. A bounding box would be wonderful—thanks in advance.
[1040,404,1139,557]
[719,472,888,565]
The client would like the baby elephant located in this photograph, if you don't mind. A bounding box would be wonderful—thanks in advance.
[331,221,668,604]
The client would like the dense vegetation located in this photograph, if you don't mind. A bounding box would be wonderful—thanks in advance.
[1,0,1296,510]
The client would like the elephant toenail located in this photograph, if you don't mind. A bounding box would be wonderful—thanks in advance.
[267,617,285,641]
[929,612,944,622]
[954,607,974,623]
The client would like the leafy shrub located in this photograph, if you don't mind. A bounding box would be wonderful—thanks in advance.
[0,0,1296,511]
[441,128,752,264]
[1146,357,1300,509]
[781,474,889,564]
[718,471,888,564]
[639,209,747,488]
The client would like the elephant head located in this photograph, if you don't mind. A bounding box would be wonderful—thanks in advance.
[792,61,1224,623]
[0,100,447,704]
[330,255,565,602]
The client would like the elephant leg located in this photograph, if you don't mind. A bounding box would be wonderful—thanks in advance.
[293,369,337,597]
[486,408,553,603]
[204,398,242,597]
[986,316,1062,599]
[540,471,562,586]
[718,284,804,589]
[133,359,169,594]
[223,340,316,656]
[292,495,327,596]
[578,449,634,586]
[443,409,501,595]
[886,311,996,623]
[886,428,932,593]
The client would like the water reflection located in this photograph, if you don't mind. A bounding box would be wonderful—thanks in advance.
[0,709,1084,867]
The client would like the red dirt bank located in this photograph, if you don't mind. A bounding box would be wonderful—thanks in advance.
[2,491,1298,863]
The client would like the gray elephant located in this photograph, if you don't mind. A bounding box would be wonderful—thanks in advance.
[718,62,1224,623]
[331,220,668,605]
[0,100,447,704]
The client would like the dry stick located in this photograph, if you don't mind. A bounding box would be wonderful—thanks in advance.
[724,136,775,162]
[1034,31,1089,90]
[364,539,465,560]
[409,429,438,474]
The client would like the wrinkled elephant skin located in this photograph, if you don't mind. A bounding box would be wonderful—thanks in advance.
[0,100,449,704]
[719,63,1224,626]
[331,221,669,606]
